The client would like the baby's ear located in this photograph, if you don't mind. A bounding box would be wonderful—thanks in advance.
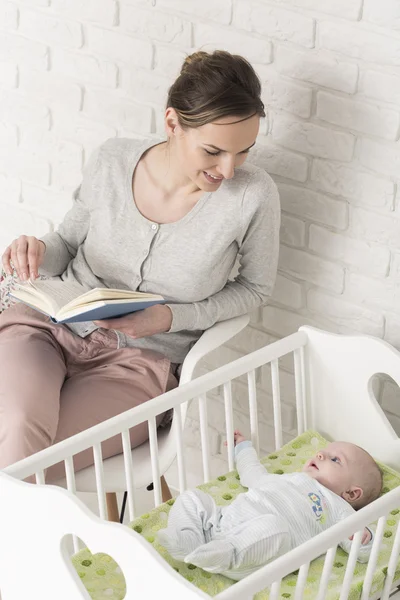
[342,487,363,504]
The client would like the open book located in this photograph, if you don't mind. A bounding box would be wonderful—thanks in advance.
[9,279,166,324]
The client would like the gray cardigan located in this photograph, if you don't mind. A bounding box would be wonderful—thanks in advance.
[40,137,280,364]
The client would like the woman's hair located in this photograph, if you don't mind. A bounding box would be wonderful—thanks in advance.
[166,50,265,128]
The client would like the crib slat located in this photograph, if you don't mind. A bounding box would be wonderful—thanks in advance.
[198,394,210,483]
[174,403,186,493]
[223,382,235,472]
[121,430,137,521]
[247,369,259,455]
[361,515,386,600]
[294,562,310,600]
[299,345,307,430]
[269,579,281,600]
[93,443,107,520]
[382,520,400,599]
[35,470,45,485]
[339,530,362,600]
[148,417,162,506]
[294,348,305,435]
[271,359,283,450]
[316,546,337,600]
[64,456,80,553]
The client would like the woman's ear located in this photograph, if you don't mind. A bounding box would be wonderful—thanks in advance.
[165,107,180,138]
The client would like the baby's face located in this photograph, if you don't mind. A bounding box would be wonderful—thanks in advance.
[303,442,365,497]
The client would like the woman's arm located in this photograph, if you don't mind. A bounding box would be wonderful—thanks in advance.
[39,147,100,277]
[167,175,280,333]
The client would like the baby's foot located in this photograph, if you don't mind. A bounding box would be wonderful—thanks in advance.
[184,539,234,573]
[157,528,201,562]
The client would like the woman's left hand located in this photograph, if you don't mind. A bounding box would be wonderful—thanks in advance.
[94,304,173,339]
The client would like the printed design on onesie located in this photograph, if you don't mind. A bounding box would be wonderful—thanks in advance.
[308,492,326,523]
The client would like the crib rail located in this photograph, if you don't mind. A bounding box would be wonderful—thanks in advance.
[3,327,400,599]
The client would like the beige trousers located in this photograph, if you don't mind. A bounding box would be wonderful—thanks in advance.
[0,304,178,481]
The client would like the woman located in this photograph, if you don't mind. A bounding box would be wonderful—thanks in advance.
[0,50,280,480]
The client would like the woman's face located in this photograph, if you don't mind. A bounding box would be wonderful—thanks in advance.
[169,113,260,192]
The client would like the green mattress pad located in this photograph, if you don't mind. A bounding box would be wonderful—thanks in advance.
[71,430,400,599]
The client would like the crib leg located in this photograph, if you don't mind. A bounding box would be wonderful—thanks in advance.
[161,475,172,503]
[106,492,120,523]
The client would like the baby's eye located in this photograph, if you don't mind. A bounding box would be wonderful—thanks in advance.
[331,457,340,463]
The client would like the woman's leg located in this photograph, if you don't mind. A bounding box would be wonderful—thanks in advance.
[0,305,67,469]
[46,338,178,481]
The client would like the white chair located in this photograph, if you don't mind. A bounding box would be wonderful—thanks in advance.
[52,314,250,521]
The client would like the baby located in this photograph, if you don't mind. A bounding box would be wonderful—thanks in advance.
[157,431,382,581]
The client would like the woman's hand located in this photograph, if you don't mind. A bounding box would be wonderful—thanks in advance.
[2,236,46,280]
[94,304,173,339]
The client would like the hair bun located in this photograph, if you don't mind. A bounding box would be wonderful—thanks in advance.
[181,51,209,75]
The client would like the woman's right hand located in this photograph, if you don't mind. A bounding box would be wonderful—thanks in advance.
[1,236,46,281]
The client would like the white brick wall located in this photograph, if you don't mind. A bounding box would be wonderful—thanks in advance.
[2,0,400,472]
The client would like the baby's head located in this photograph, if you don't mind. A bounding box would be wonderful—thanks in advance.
[303,441,382,509]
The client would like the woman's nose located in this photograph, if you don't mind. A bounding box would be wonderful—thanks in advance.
[218,157,235,180]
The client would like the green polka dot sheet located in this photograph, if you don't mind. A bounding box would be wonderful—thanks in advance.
[71,430,400,599]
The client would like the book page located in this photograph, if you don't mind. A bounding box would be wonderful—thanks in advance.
[29,279,89,312]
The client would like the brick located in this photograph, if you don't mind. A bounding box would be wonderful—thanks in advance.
[50,0,117,26]
[278,183,348,229]
[0,32,48,70]
[15,0,49,6]
[233,1,315,48]
[307,289,384,337]
[271,116,355,161]
[262,305,318,338]
[309,225,390,277]
[359,70,400,105]
[153,44,186,79]
[194,22,272,65]
[363,0,400,31]
[19,7,83,49]
[316,91,399,140]
[0,61,17,88]
[120,5,191,46]
[311,159,395,210]
[0,150,50,186]
[87,26,152,68]
[83,87,153,133]
[280,214,306,248]
[0,203,51,241]
[279,246,345,293]
[21,183,73,224]
[319,21,400,66]
[52,109,117,157]
[276,46,358,94]
[262,79,312,118]
[250,140,308,183]
[19,68,82,111]
[120,68,171,106]
[268,0,362,20]
[0,89,50,129]
[350,205,400,247]
[52,49,118,88]
[0,172,20,203]
[358,138,400,178]
[384,314,400,350]
[0,1,18,29]
[155,0,232,25]
[346,272,400,313]
[0,122,18,157]
[273,274,303,309]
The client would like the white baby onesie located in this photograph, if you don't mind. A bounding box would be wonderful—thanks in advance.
[157,442,374,580]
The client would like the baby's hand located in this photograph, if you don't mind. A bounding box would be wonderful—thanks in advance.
[224,430,247,447]
[349,528,372,545]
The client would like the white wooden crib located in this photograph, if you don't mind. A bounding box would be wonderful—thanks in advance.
[1,326,400,600]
